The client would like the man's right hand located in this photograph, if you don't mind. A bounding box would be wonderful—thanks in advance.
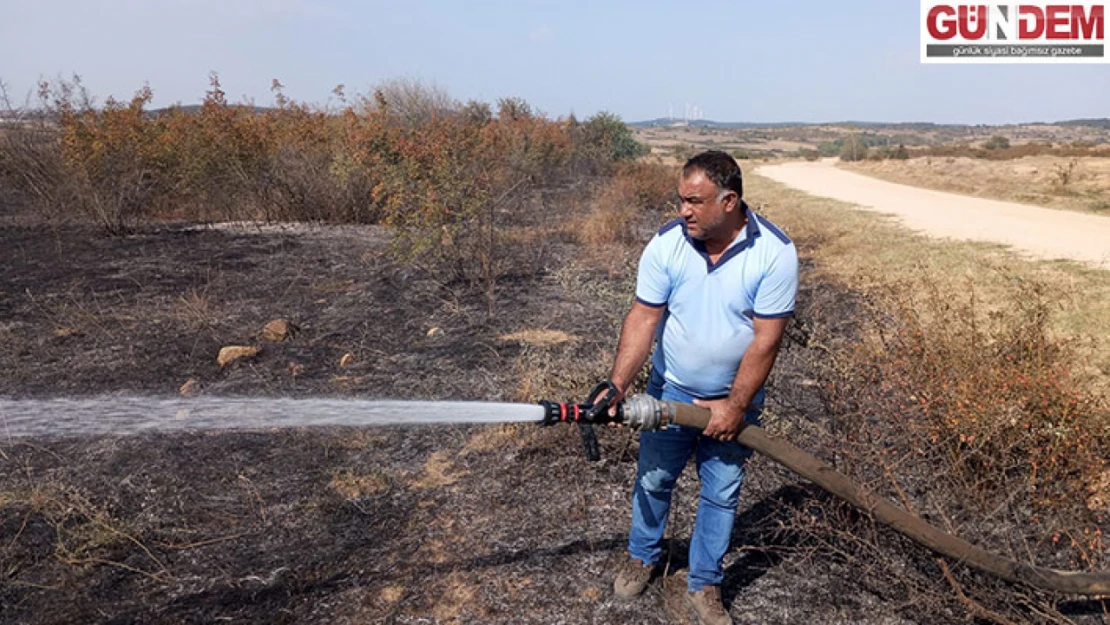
[608,384,627,419]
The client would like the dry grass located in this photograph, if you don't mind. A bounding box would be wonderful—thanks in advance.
[497,328,579,347]
[747,170,1110,389]
[175,286,213,327]
[328,470,390,499]
[839,155,1110,215]
[430,572,482,623]
[576,161,676,248]
[747,169,1110,623]
[0,482,170,582]
[462,423,535,454]
[411,451,466,489]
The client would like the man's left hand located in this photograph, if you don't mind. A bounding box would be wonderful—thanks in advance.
[694,398,746,441]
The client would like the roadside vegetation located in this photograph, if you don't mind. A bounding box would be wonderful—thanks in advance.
[839,154,1110,214]
[633,121,1110,164]
[749,172,1110,624]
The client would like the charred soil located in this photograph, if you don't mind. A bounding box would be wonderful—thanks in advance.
[0,214,1100,624]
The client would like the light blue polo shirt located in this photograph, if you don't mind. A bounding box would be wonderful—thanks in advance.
[635,205,798,399]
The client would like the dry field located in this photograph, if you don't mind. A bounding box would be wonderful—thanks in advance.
[746,170,1110,387]
[840,155,1110,215]
[4,77,1108,623]
[2,181,1107,625]
[633,121,1110,164]
[0,193,885,625]
[2,122,1108,623]
[632,126,817,158]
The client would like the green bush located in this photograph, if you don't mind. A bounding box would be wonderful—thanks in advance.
[583,111,649,162]
[984,135,1010,150]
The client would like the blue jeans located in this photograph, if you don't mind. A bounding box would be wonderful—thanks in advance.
[628,369,763,591]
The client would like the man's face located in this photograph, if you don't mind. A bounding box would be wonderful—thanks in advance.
[677,171,736,241]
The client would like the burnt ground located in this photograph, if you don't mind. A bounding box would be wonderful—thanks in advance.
[0,206,1082,624]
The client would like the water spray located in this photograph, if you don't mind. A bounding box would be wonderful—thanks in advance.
[1,388,1107,596]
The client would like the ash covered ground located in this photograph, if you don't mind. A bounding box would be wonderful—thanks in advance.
[1,208,1097,624]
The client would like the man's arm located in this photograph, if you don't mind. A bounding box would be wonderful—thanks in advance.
[607,301,666,414]
[698,316,789,441]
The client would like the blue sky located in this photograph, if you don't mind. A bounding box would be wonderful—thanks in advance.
[2,0,1107,124]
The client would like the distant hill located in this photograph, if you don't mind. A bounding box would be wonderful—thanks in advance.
[631,118,803,129]
[630,118,958,130]
[1056,118,1110,129]
[631,118,1110,130]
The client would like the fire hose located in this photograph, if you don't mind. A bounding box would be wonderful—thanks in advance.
[539,382,1110,596]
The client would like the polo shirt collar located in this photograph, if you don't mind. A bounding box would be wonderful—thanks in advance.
[683,201,759,273]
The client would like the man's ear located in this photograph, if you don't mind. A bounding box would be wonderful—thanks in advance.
[722,191,740,212]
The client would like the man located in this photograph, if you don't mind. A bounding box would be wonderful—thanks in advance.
[607,151,798,625]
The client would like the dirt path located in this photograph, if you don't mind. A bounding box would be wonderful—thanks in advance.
[757,160,1110,270]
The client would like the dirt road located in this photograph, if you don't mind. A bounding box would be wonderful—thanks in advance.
[758,160,1110,270]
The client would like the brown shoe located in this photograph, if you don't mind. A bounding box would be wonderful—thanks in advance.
[686,585,732,625]
[613,555,655,599]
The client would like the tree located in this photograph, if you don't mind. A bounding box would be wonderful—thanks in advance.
[839,133,868,162]
[584,111,648,161]
[367,78,456,127]
[496,97,532,121]
[460,100,492,126]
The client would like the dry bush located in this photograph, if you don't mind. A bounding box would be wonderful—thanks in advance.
[1051,159,1079,190]
[792,274,1109,622]
[57,86,161,233]
[0,126,68,222]
[1,75,632,232]
[0,78,133,229]
[365,77,456,128]
[577,161,676,248]
[0,75,647,314]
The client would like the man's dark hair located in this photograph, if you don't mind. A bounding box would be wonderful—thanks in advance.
[683,150,742,198]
